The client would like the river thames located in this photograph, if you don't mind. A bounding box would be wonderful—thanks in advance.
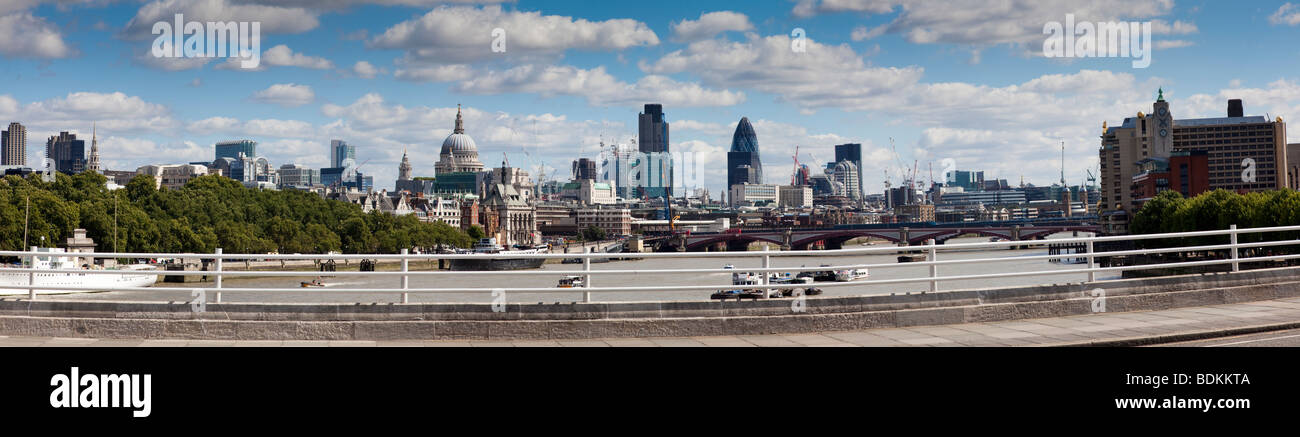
[40,233,1115,304]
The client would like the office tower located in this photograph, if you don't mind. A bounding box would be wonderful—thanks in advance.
[572,158,597,181]
[638,104,669,153]
[727,117,763,188]
[834,143,863,203]
[637,104,672,197]
[215,140,257,161]
[1,122,26,166]
[45,131,86,174]
[331,139,356,168]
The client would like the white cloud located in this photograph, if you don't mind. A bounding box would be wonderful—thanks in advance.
[217,44,333,70]
[851,25,885,41]
[251,83,315,107]
[0,12,75,58]
[792,0,1181,49]
[4,91,177,135]
[393,63,473,82]
[1155,40,1194,49]
[644,34,918,111]
[368,5,659,64]
[121,0,320,40]
[670,11,753,43]
[1271,3,1300,26]
[453,64,745,107]
[352,61,382,79]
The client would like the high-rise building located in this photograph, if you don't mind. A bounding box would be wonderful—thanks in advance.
[215,140,257,161]
[46,132,86,174]
[2,122,26,166]
[834,143,863,203]
[727,117,763,188]
[1101,90,1287,219]
[331,140,356,168]
[831,160,861,201]
[572,158,597,181]
[637,104,672,198]
[638,104,669,154]
[87,123,101,173]
[599,140,637,199]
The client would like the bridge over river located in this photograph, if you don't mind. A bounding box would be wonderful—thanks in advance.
[654,218,1100,251]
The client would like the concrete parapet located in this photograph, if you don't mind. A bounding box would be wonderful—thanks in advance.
[1,267,1298,340]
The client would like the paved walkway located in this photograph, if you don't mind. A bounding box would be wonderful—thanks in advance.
[4,297,1300,347]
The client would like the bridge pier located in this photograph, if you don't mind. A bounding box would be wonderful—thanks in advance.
[726,240,752,252]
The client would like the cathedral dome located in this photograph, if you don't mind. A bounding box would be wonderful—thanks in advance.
[436,104,484,175]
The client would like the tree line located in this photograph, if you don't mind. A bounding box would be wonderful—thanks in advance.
[1130,189,1300,246]
[0,172,474,255]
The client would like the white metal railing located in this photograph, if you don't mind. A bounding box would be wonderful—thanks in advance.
[2,224,1300,303]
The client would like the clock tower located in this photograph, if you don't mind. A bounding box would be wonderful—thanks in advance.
[1151,88,1173,157]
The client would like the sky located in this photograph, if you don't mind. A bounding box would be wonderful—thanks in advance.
[3,0,1300,196]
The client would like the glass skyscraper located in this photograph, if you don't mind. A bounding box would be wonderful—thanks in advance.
[727,117,762,188]
[331,139,355,168]
[637,104,672,198]
[215,140,257,161]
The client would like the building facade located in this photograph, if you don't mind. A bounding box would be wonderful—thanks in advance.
[834,143,863,203]
[215,140,257,161]
[1,122,25,166]
[729,183,779,207]
[1101,92,1287,217]
[46,132,85,174]
[136,164,209,190]
[576,207,632,237]
[331,140,355,168]
[779,185,813,208]
[637,103,672,198]
[278,164,319,189]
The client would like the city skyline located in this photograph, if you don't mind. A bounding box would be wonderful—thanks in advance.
[3,1,1300,195]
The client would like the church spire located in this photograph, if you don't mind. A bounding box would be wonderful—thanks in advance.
[398,147,412,181]
[87,122,101,173]
[453,104,465,134]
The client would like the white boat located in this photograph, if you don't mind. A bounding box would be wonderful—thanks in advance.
[0,248,158,295]
[556,275,585,288]
[834,268,870,282]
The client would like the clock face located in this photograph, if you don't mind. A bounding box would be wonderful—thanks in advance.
[1158,107,1167,116]
[1159,128,1168,137]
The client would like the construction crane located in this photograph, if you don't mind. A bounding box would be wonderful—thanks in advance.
[790,145,801,186]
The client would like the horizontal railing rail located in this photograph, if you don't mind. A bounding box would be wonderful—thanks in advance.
[2,224,1299,303]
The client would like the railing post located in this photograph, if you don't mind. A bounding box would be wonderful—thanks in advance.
[582,247,592,303]
[26,247,34,300]
[1086,239,1096,283]
[927,239,938,293]
[214,248,223,303]
[762,245,772,297]
[401,248,410,304]
[1230,224,1239,272]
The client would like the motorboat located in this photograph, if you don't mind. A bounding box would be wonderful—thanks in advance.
[834,269,869,282]
[556,275,585,288]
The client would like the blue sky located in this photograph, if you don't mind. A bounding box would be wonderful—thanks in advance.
[3,0,1300,196]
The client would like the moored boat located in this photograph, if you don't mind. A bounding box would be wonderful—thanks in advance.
[447,238,548,271]
[0,248,158,295]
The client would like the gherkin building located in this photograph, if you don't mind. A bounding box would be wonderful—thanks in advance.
[727,117,762,188]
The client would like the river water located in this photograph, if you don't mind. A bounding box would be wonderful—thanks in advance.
[43,233,1117,304]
